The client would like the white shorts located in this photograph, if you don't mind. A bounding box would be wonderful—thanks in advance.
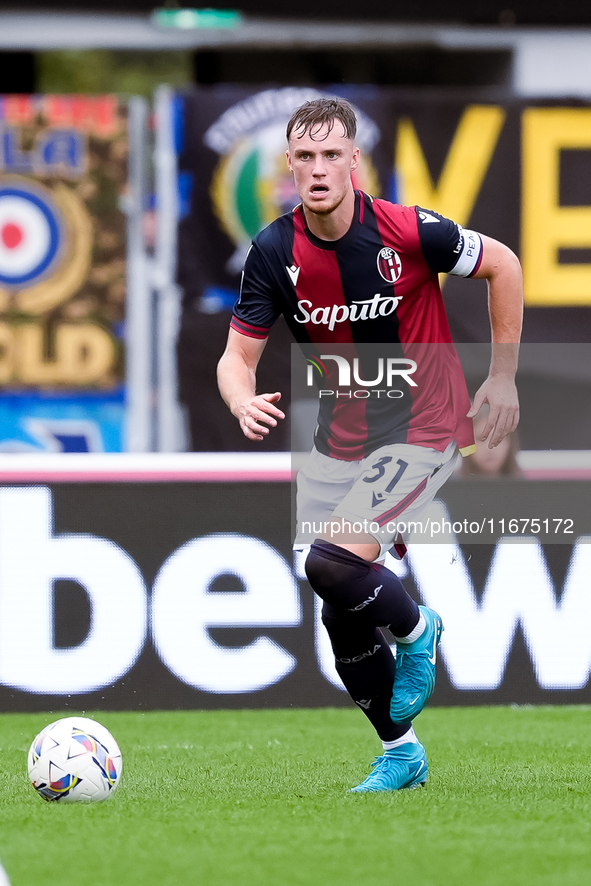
[294,440,458,558]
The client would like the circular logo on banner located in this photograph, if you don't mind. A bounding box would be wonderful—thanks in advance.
[0,182,64,288]
[377,247,402,283]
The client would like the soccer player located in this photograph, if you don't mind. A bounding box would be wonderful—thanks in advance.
[217,98,523,792]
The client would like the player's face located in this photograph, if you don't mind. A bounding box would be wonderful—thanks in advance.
[286,122,359,217]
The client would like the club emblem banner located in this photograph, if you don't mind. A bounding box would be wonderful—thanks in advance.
[175,86,591,452]
[176,85,591,333]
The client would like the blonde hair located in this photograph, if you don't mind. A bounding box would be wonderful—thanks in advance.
[286,98,357,142]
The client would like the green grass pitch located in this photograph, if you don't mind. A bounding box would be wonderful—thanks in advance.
[0,706,590,886]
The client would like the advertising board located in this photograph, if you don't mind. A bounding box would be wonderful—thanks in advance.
[0,456,589,711]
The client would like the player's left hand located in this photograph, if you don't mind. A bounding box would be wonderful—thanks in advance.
[467,375,519,448]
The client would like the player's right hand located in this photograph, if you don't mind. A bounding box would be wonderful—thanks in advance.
[236,392,285,441]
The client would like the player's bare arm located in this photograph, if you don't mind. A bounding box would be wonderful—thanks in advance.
[217,328,285,442]
[468,234,524,448]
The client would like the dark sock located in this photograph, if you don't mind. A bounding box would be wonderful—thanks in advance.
[306,540,420,638]
[322,603,411,741]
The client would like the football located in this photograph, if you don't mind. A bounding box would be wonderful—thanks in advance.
[27,716,122,803]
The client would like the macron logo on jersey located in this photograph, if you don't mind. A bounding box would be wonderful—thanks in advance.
[286,264,301,286]
[418,210,440,224]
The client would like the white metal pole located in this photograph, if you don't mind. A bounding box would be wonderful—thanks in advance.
[153,84,187,452]
[124,95,153,452]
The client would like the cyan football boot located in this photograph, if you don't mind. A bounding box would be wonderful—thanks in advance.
[390,606,443,723]
[349,742,428,792]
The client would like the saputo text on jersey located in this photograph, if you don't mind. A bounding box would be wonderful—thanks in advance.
[294,292,402,330]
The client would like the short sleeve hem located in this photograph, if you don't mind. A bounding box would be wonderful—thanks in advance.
[230,316,270,340]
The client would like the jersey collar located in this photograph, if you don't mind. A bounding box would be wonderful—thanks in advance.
[299,190,364,251]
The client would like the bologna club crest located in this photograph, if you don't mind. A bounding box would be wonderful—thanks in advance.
[0,181,64,288]
[377,247,402,283]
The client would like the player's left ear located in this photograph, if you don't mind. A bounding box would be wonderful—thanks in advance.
[350,146,360,172]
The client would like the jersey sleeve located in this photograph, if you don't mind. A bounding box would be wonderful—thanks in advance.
[414,206,483,277]
[230,241,282,340]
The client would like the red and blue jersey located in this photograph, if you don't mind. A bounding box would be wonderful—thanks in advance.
[232,191,482,460]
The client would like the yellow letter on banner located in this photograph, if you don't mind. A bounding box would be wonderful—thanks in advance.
[522,107,591,306]
[395,105,505,225]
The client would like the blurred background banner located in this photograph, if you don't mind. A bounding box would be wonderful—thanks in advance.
[175,86,591,451]
[176,86,591,328]
[0,94,129,452]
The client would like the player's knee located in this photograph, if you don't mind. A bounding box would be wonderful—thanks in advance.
[305,547,339,599]
[305,540,364,603]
